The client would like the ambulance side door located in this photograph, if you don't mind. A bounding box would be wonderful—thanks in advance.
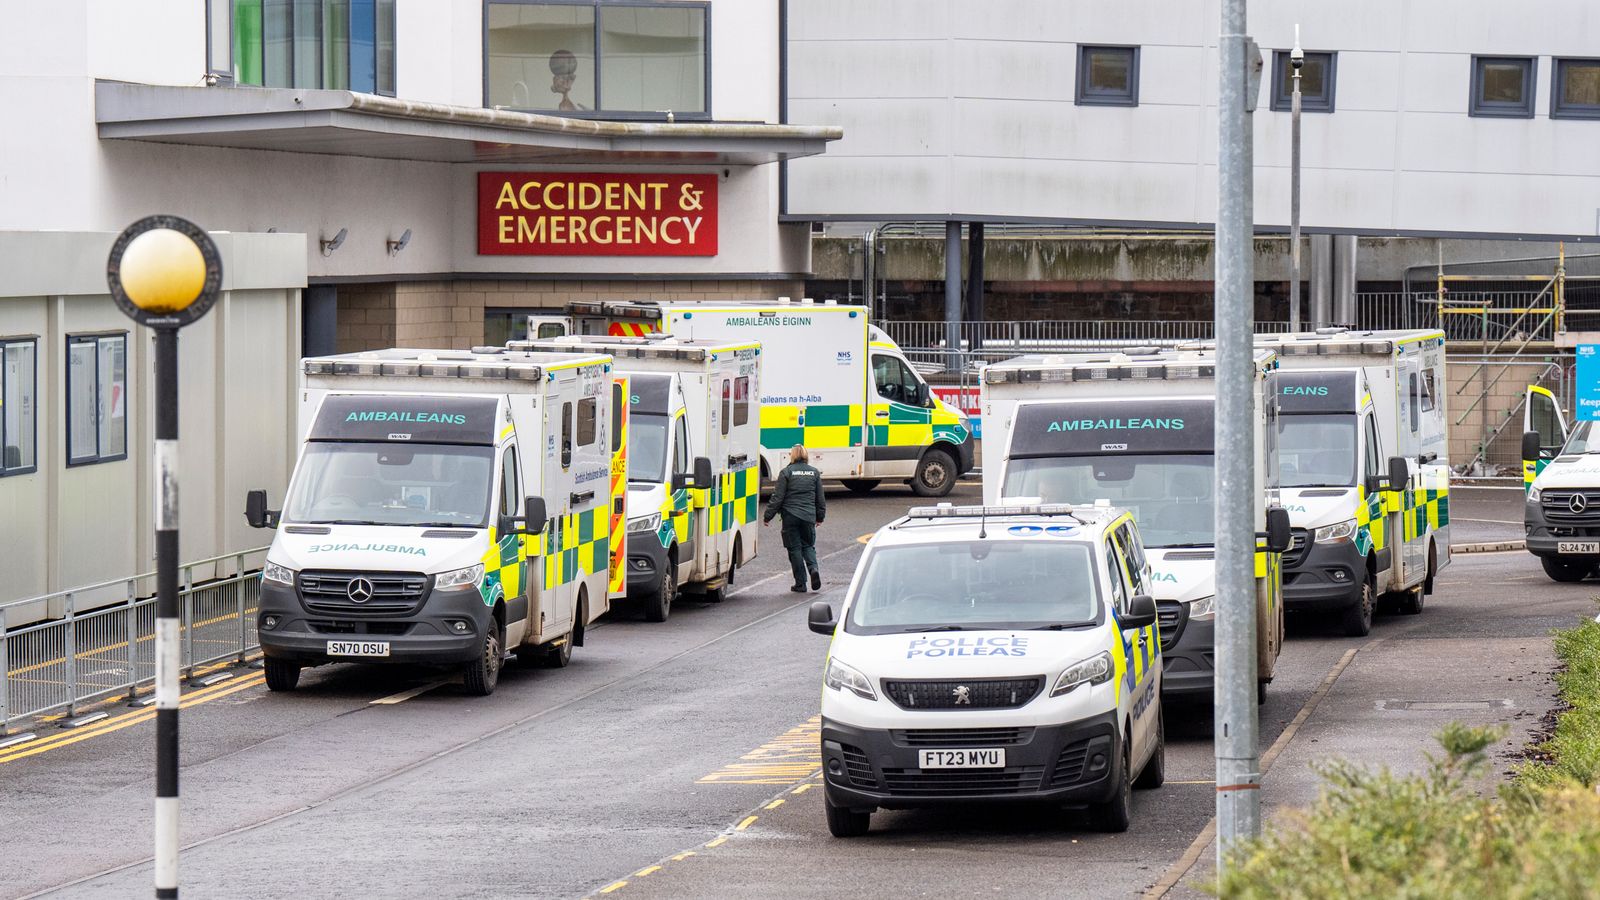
[1395,358,1424,584]
[541,389,577,636]
[571,380,610,619]
[729,360,761,564]
[710,371,737,573]
[1523,385,1569,493]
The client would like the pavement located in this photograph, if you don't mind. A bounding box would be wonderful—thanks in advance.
[0,482,1581,900]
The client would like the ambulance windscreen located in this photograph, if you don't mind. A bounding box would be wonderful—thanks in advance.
[310,395,499,445]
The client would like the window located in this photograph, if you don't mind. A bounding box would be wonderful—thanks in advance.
[485,1,710,119]
[733,376,750,427]
[611,381,624,453]
[1117,525,1148,597]
[720,379,730,436]
[672,414,689,476]
[207,0,234,76]
[1271,50,1336,113]
[1408,372,1420,432]
[1104,545,1127,612]
[577,396,597,446]
[227,0,396,94]
[1470,56,1535,118]
[1421,370,1437,413]
[500,445,520,516]
[872,354,924,406]
[1552,58,1600,119]
[1076,45,1139,107]
[1,338,37,476]
[67,334,127,467]
[1364,415,1381,480]
[561,400,573,467]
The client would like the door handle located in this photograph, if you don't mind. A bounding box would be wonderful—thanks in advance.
[570,490,595,505]
[728,453,748,467]
[872,410,889,418]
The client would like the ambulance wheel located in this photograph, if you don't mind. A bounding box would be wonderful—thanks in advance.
[643,565,675,622]
[462,624,502,696]
[1396,586,1425,616]
[1090,737,1133,833]
[1541,557,1594,583]
[1423,543,1438,595]
[824,790,872,838]
[1257,680,1268,705]
[706,550,737,604]
[842,479,881,495]
[544,597,583,668]
[263,657,300,692]
[1341,577,1375,637]
[910,449,957,498]
[1134,708,1165,789]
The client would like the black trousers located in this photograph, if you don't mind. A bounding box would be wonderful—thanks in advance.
[780,513,818,587]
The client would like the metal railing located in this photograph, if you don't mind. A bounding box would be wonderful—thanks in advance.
[883,319,1294,372]
[1,548,268,734]
[1449,355,1573,479]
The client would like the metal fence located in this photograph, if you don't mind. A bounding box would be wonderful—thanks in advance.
[883,319,1294,372]
[1,548,268,735]
[1450,354,1573,479]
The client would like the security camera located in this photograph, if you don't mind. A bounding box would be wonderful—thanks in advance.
[387,228,413,256]
[1290,24,1304,70]
[319,227,348,256]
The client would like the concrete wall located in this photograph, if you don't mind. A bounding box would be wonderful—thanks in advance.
[787,0,1600,240]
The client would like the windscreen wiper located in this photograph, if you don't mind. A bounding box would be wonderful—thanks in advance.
[903,624,965,633]
[1156,542,1215,549]
[1033,622,1094,631]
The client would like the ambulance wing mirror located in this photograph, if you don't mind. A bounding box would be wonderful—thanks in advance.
[692,456,714,489]
[1263,506,1292,554]
[244,490,279,529]
[807,602,837,636]
[1522,430,1545,462]
[670,470,689,492]
[1386,457,1410,493]
[917,382,933,408]
[523,496,548,534]
[1123,595,1158,629]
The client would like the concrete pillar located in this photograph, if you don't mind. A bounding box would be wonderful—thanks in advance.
[965,222,985,349]
[1332,234,1358,327]
[944,221,962,372]
[302,284,337,358]
[1309,234,1333,329]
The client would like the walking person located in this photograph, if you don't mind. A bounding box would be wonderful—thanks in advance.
[764,444,825,593]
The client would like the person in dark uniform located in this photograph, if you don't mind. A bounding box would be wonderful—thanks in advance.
[764,444,825,592]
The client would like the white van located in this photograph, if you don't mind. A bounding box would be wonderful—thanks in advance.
[1519,385,1600,581]
[515,335,762,619]
[807,503,1165,836]
[244,347,622,696]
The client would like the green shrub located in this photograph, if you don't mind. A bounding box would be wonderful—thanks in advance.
[1517,618,1600,789]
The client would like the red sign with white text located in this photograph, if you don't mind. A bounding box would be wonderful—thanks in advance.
[478,172,718,257]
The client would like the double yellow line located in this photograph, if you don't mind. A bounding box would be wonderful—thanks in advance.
[0,671,264,765]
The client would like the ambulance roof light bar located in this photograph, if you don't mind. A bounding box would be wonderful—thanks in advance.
[905,503,1095,522]
[507,337,712,363]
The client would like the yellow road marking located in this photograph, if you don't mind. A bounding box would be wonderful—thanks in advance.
[764,798,785,810]
[599,881,628,894]
[705,836,727,848]
[735,816,757,831]
[633,866,660,878]
[857,533,872,544]
[670,852,694,862]
[790,782,816,794]
[370,680,450,705]
[1168,780,1216,785]
[697,716,821,785]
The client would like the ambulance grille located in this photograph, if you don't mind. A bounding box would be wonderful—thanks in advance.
[299,571,428,616]
[881,677,1043,710]
[892,727,1033,747]
[880,766,1046,795]
[1155,601,1186,651]
[1282,529,1311,568]
[1542,492,1600,522]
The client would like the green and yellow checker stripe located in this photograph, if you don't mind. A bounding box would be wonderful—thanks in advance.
[1355,485,1387,554]
[478,527,528,607]
[654,487,693,549]
[759,403,864,450]
[703,465,760,534]
[866,401,969,449]
[1401,475,1451,543]
[543,506,609,591]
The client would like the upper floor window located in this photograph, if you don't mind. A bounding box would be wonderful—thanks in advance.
[1075,45,1139,107]
[485,1,709,119]
[219,0,397,95]
[1,338,37,477]
[1470,56,1535,118]
[1552,58,1600,120]
[66,333,127,467]
[1271,50,1337,113]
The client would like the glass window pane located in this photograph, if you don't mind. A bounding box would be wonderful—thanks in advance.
[487,2,596,111]
[1563,61,1600,107]
[209,0,233,74]
[98,336,127,459]
[349,0,375,93]
[67,341,97,462]
[234,0,264,84]
[263,0,293,88]
[323,0,350,90]
[376,0,395,94]
[578,397,597,446]
[599,5,706,114]
[4,342,35,471]
[1481,63,1525,103]
[293,0,322,88]
[1087,50,1130,93]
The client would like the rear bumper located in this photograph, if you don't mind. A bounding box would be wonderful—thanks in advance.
[1283,538,1364,611]
[256,580,490,666]
[821,712,1119,811]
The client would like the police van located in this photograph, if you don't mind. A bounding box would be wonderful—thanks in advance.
[1244,329,1450,633]
[513,334,761,620]
[243,346,624,696]
[806,503,1164,836]
[980,349,1289,704]
[539,299,975,497]
[1519,383,1600,582]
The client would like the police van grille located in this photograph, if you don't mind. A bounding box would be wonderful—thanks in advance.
[880,766,1046,795]
[840,744,877,788]
[1050,740,1092,787]
[1155,600,1186,651]
[299,571,428,615]
[891,727,1034,747]
[882,677,1044,710]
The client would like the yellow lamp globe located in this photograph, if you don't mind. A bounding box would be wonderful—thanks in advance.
[119,228,207,314]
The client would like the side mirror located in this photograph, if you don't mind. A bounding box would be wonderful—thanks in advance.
[693,456,714,489]
[244,489,279,529]
[808,602,838,636]
[1522,430,1543,462]
[1123,594,1158,629]
[1363,473,1382,496]
[523,495,548,534]
[917,382,932,408]
[1387,456,1409,493]
[670,471,689,492]
[1264,506,1292,554]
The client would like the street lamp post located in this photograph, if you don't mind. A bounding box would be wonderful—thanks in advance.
[106,216,222,900]
[1290,27,1304,331]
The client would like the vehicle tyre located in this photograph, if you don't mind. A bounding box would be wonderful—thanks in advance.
[1090,737,1133,833]
[842,479,881,495]
[643,563,676,623]
[1133,708,1165,790]
[1257,680,1268,705]
[263,657,301,692]
[1396,586,1425,616]
[1341,576,1375,637]
[1541,557,1593,583]
[463,623,502,696]
[1423,542,1438,596]
[824,790,872,838]
[545,596,584,668]
[910,449,957,498]
[706,544,738,603]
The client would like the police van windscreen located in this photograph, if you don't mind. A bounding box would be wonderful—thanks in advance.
[282,442,495,528]
[629,415,669,483]
[846,541,1100,635]
[1002,455,1214,548]
[1277,414,1356,487]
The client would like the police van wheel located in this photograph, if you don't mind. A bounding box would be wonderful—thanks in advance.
[842,479,881,495]
[1090,739,1134,833]
[1341,578,1375,637]
[1134,709,1165,789]
[910,450,957,498]
[824,791,872,838]
[643,566,675,623]
[1541,557,1594,583]
[263,657,300,692]
[463,626,502,696]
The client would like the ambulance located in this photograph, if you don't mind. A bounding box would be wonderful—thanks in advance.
[538,299,975,496]
[513,334,761,620]
[243,346,624,696]
[980,349,1289,704]
[1519,382,1600,582]
[807,503,1165,837]
[1242,329,1450,633]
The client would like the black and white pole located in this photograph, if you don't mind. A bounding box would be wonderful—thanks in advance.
[107,216,222,900]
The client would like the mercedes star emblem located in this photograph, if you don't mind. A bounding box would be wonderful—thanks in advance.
[1571,494,1589,515]
[347,578,375,603]
[952,685,972,705]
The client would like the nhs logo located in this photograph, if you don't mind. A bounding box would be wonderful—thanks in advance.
[836,350,852,364]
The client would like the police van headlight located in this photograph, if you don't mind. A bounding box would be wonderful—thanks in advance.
[436,564,485,591]
[262,561,296,586]
[1051,650,1113,697]
[1313,519,1357,544]
[1186,595,1217,622]
[1528,486,1542,502]
[824,658,877,701]
[628,512,662,534]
